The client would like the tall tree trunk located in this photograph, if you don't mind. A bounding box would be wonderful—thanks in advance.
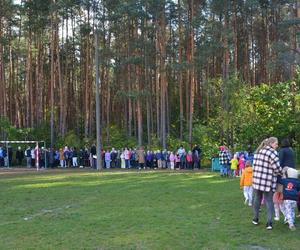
[155,27,160,139]
[233,0,238,74]
[159,6,167,149]
[25,32,33,127]
[0,16,5,118]
[178,0,184,140]
[136,71,143,146]
[36,40,44,126]
[187,0,196,146]
[222,2,230,144]
[50,9,56,148]
[250,6,256,86]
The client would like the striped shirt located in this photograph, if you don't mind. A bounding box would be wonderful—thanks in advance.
[252,146,282,192]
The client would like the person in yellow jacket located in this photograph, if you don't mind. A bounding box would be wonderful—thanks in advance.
[230,154,239,177]
[240,161,253,206]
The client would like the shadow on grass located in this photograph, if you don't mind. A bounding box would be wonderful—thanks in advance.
[6,171,231,191]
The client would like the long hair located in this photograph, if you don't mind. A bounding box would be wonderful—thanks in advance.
[266,137,278,147]
[255,138,269,153]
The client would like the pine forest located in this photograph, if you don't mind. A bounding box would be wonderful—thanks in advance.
[1,0,300,160]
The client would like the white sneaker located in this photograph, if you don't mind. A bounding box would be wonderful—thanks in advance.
[289,224,296,231]
[274,217,280,221]
[248,203,252,206]
[244,198,248,205]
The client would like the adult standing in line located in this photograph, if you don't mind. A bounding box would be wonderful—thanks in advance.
[90,144,97,169]
[192,144,201,169]
[49,148,55,168]
[104,149,111,169]
[177,145,186,169]
[124,147,130,169]
[8,146,13,167]
[16,147,24,166]
[72,147,78,167]
[252,137,282,230]
[25,146,32,168]
[0,145,4,167]
[279,138,295,169]
[110,148,117,168]
[219,145,230,177]
[136,146,145,170]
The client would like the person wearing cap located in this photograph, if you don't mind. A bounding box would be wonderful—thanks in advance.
[278,167,300,231]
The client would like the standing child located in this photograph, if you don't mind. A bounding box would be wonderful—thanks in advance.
[278,168,300,231]
[169,152,176,170]
[238,154,246,176]
[240,160,253,206]
[273,184,284,221]
[230,154,239,177]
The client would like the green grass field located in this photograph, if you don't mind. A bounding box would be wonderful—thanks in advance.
[1,169,299,250]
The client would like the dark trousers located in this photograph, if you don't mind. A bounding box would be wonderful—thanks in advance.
[253,189,274,224]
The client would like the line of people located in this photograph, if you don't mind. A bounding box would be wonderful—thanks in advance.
[0,144,203,170]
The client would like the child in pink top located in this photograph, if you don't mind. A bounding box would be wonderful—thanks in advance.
[175,154,181,169]
[169,152,176,170]
[186,151,193,169]
[238,154,246,176]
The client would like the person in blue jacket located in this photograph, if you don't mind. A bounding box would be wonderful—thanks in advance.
[278,167,300,231]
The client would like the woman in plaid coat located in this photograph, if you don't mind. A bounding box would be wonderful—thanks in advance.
[252,137,282,230]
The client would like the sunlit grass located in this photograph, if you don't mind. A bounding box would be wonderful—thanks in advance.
[1,169,300,249]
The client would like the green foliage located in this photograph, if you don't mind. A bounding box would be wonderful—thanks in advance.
[56,130,81,149]
[0,117,32,141]
[167,135,189,152]
[102,125,136,149]
[192,123,220,159]
[235,81,299,146]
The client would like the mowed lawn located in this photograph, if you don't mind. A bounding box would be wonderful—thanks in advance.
[1,169,299,250]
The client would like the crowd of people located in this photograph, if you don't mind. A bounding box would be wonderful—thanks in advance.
[224,137,300,231]
[0,144,202,170]
[2,138,299,231]
[218,145,254,177]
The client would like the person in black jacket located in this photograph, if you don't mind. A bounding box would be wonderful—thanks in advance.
[16,147,24,166]
[279,138,295,169]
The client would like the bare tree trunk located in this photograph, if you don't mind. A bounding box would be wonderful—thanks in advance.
[84,38,90,138]
[178,0,184,141]
[159,7,167,149]
[9,37,14,123]
[50,9,55,148]
[222,2,230,144]
[250,6,256,86]
[25,32,33,127]
[0,17,5,118]
[106,72,111,145]
[187,0,196,146]
[233,0,238,74]
[155,28,160,139]
[137,73,143,146]
[36,40,44,126]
